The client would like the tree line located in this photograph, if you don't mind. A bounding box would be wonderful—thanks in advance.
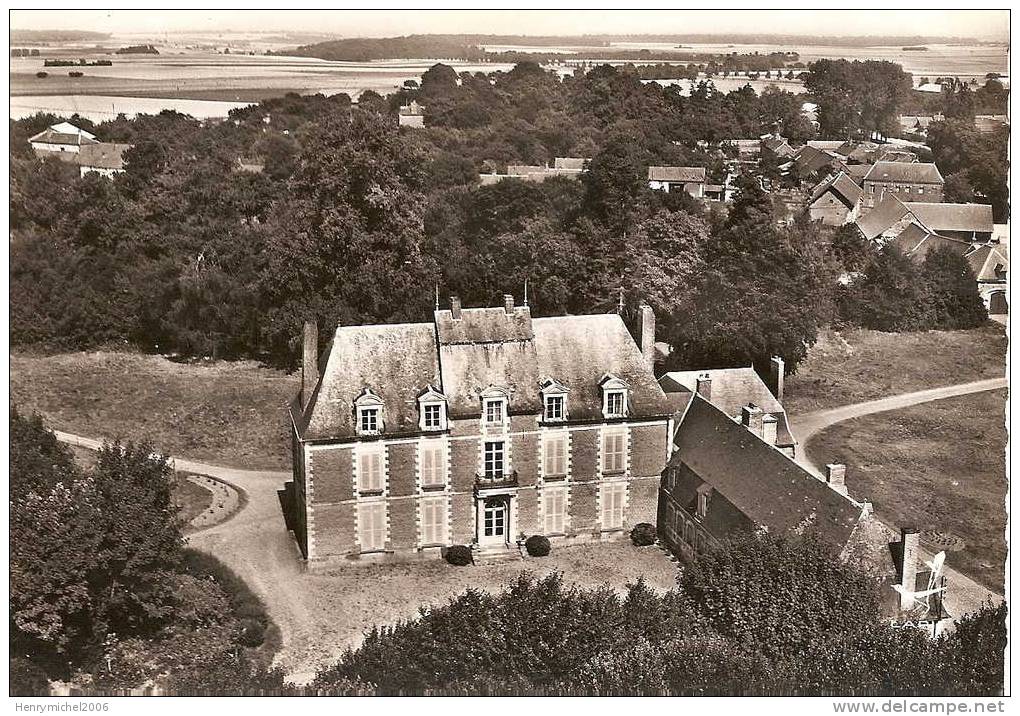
[10,410,285,695]
[10,60,993,372]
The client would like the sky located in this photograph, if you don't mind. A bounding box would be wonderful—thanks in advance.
[9,9,1010,42]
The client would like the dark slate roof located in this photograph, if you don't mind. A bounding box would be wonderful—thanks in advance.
[809,172,863,209]
[648,166,706,183]
[845,163,872,183]
[794,145,842,176]
[863,161,943,185]
[299,308,671,440]
[672,397,862,549]
[856,195,910,240]
[892,224,972,260]
[78,142,131,170]
[904,202,994,235]
[533,314,675,422]
[300,322,441,440]
[659,367,795,448]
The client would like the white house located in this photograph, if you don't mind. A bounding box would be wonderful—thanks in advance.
[28,121,99,155]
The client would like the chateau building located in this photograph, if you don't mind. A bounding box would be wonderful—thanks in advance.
[289,297,674,565]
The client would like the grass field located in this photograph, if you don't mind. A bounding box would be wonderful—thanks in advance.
[176,476,215,526]
[808,389,1007,592]
[10,350,299,470]
[784,324,1007,414]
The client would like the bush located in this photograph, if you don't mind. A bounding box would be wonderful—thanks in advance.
[525,535,551,557]
[444,545,473,566]
[10,657,51,696]
[35,71,47,78]
[630,523,657,546]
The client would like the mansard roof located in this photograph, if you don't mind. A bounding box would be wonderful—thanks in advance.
[297,306,673,440]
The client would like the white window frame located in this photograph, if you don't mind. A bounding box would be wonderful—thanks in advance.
[480,386,510,427]
[599,375,630,419]
[483,398,505,425]
[357,443,386,494]
[600,482,626,530]
[539,378,569,423]
[543,486,568,535]
[417,386,448,432]
[358,501,387,552]
[483,440,505,480]
[419,439,447,489]
[542,432,568,478]
[601,429,627,475]
[355,388,385,436]
[419,495,448,546]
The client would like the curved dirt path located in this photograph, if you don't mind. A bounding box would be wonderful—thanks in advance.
[52,430,314,680]
[788,378,1008,620]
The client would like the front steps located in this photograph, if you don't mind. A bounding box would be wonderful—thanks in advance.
[473,543,524,564]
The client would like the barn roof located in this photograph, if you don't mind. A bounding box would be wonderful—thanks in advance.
[671,397,862,549]
[904,202,994,235]
[864,161,943,185]
[648,166,706,183]
[78,142,132,170]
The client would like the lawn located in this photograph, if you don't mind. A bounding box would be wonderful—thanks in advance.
[282,541,679,677]
[784,324,1006,414]
[175,476,215,527]
[807,389,1007,592]
[10,350,300,470]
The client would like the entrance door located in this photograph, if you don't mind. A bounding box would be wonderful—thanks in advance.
[480,497,508,546]
[990,291,1008,314]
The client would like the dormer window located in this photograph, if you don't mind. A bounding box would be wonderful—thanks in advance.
[599,375,630,419]
[355,388,385,436]
[539,378,569,423]
[417,386,448,432]
[480,386,509,426]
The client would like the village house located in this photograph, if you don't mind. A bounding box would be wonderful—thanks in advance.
[857,195,995,245]
[792,144,847,181]
[28,121,99,155]
[78,142,132,178]
[807,171,864,226]
[648,166,707,197]
[862,161,944,207]
[657,395,950,635]
[761,134,796,159]
[966,244,1009,315]
[479,158,590,185]
[289,298,675,565]
[398,100,426,127]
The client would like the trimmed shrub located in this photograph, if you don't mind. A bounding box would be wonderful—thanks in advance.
[525,535,551,557]
[631,523,657,547]
[444,545,473,566]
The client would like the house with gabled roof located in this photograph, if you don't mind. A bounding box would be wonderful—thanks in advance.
[29,121,99,155]
[290,297,674,565]
[862,161,944,207]
[78,142,132,178]
[857,195,994,245]
[966,244,1009,314]
[658,395,952,633]
[808,171,864,225]
[648,166,708,197]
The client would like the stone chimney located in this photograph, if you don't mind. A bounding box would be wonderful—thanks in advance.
[695,373,712,401]
[762,414,778,446]
[302,320,318,409]
[638,303,655,368]
[898,527,920,611]
[825,463,848,495]
[769,356,785,402]
[503,293,515,315]
[450,295,462,319]
[741,403,764,437]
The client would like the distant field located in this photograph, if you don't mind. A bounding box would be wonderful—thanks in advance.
[808,390,1007,592]
[784,324,1007,414]
[10,350,299,470]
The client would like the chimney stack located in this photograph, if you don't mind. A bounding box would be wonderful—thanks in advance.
[638,303,655,368]
[695,373,712,401]
[762,414,778,446]
[503,293,515,315]
[450,295,462,319]
[825,463,847,495]
[302,320,318,409]
[741,404,764,437]
[769,356,785,402]
[898,527,920,611]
